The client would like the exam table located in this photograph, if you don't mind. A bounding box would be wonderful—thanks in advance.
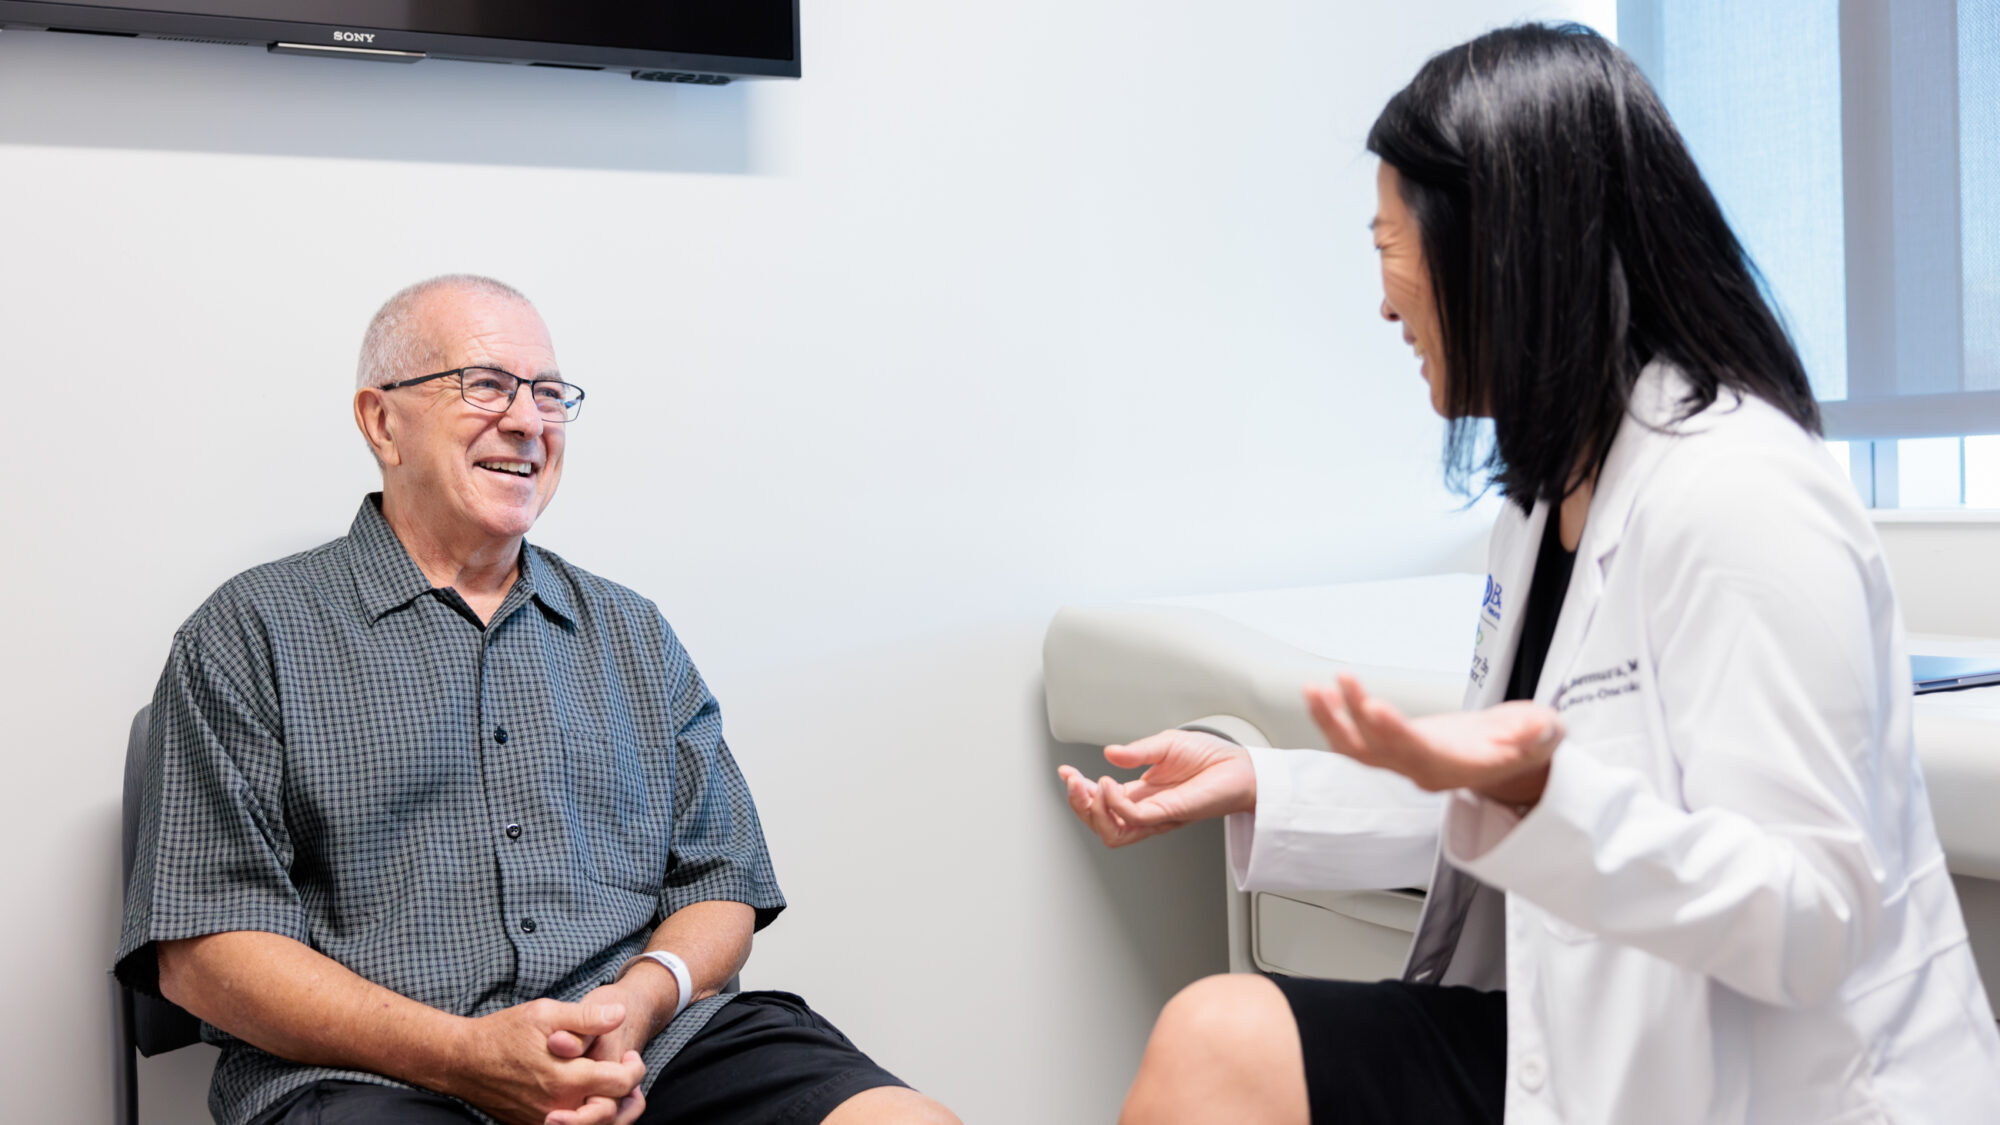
[1042,574,2000,1008]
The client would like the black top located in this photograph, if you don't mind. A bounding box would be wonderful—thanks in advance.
[1505,509,1577,703]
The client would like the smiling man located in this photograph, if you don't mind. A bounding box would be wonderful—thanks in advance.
[116,276,958,1125]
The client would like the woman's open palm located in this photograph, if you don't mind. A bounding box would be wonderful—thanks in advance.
[1058,729,1256,848]
[1305,673,1562,805]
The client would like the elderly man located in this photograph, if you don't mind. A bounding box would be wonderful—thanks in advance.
[116,276,958,1125]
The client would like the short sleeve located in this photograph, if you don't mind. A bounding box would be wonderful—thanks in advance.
[114,616,308,997]
[659,622,787,930]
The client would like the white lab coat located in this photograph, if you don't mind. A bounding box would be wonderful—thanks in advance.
[1228,363,2000,1123]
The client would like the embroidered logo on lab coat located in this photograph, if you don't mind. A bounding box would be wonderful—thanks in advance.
[1482,576,1504,624]
[1554,659,1642,712]
[1469,619,1493,688]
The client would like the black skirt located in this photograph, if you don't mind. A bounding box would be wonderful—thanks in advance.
[1267,974,1507,1125]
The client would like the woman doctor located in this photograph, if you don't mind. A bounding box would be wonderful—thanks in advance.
[1059,23,2000,1125]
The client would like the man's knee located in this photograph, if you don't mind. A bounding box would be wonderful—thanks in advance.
[822,1084,961,1125]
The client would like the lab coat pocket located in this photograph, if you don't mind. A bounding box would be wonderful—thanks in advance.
[1531,733,1657,946]
[1561,729,1678,806]
[1812,1103,1892,1125]
[1536,903,1597,945]
[1559,723,1653,770]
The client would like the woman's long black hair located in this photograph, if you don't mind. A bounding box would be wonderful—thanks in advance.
[1366,23,1821,508]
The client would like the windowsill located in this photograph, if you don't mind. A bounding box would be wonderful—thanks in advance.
[1870,508,2000,524]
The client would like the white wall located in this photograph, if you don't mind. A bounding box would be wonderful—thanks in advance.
[1872,515,2000,638]
[0,3,1610,1121]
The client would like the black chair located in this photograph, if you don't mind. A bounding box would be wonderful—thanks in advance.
[111,705,207,1125]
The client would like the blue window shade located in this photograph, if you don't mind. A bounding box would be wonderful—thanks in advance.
[1966,1,2000,396]
[1619,0,2000,440]
[1617,1,1848,401]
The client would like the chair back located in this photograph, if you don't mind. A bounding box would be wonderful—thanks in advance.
[120,705,206,1057]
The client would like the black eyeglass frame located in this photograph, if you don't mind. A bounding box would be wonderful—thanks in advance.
[377,367,587,422]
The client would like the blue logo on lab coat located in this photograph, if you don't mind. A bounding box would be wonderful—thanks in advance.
[1482,576,1503,622]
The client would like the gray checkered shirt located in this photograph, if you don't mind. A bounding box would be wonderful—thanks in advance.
[115,494,787,1125]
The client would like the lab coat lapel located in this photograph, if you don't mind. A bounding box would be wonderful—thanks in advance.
[1534,362,1696,702]
[1405,362,1695,986]
[1463,499,1547,712]
[1403,496,1548,985]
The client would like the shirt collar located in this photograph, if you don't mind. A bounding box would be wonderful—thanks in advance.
[517,539,576,627]
[348,494,435,622]
[346,493,575,629]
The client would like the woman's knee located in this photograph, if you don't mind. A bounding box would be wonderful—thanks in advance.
[1125,974,1307,1125]
[822,1085,961,1125]
[1150,974,1293,1059]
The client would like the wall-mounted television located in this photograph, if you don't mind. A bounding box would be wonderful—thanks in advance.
[0,1,799,83]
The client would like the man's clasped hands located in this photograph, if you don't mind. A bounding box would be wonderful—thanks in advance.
[451,964,678,1125]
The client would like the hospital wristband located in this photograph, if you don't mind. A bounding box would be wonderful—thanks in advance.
[617,949,694,1019]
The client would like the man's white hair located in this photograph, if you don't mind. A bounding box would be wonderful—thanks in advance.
[355,274,533,391]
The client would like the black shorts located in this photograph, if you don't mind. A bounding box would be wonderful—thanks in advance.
[638,990,907,1124]
[1267,975,1507,1125]
[249,991,906,1125]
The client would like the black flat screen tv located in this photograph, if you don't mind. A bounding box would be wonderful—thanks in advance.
[0,1,799,82]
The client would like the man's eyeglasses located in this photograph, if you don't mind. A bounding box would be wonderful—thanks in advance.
[378,367,586,423]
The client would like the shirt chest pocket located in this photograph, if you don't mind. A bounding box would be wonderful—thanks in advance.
[562,727,673,894]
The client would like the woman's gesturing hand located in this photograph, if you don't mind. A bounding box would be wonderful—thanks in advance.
[1057,729,1257,848]
[1305,673,1563,808]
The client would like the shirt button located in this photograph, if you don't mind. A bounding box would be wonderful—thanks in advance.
[494,727,509,744]
[520,917,537,933]
[1518,1054,1546,1092]
[504,823,522,840]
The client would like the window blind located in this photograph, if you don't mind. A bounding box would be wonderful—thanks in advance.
[1618,0,2000,440]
